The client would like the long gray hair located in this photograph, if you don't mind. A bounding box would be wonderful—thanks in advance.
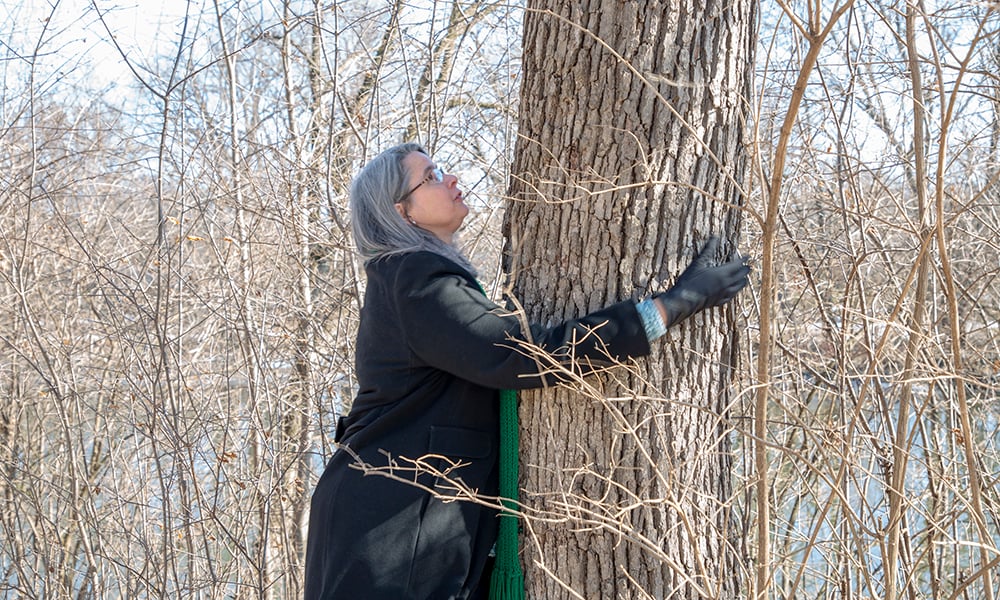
[349,143,475,274]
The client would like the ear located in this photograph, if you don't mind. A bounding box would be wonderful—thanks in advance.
[394,202,408,220]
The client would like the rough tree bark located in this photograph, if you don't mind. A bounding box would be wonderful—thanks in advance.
[503,1,754,598]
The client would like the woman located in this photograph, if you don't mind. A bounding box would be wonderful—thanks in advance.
[304,143,750,599]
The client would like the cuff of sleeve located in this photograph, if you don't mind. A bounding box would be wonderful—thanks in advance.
[636,298,668,343]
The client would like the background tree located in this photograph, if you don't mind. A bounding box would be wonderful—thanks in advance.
[503,1,755,597]
[0,1,519,597]
[750,1,1000,596]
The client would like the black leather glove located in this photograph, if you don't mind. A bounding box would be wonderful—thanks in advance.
[655,236,751,328]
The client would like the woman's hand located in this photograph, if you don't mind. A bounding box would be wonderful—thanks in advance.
[655,236,751,328]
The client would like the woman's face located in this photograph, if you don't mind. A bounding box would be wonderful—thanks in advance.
[395,151,468,243]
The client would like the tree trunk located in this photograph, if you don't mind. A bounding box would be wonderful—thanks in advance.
[503,1,754,598]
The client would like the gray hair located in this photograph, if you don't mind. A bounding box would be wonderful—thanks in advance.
[349,143,475,274]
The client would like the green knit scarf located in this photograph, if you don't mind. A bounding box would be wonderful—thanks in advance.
[473,283,523,600]
[489,388,524,600]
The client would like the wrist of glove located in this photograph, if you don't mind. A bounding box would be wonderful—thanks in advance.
[655,236,751,328]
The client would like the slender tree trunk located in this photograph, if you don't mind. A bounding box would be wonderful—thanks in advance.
[504,1,754,598]
[404,0,495,144]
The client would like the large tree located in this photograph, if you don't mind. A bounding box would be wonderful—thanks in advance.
[503,1,755,597]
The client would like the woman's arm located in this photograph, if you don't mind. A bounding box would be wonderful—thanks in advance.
[392,252,650,390]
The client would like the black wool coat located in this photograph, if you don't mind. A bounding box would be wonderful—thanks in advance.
[304,250,652,600]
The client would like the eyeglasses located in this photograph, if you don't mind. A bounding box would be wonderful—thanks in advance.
[400,167,445,202]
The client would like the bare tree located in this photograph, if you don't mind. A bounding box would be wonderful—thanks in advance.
[750,1,1000,597]
[0,1,520,597]
[503,1,755,597]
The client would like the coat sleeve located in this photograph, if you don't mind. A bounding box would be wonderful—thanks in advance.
[392,252,651,390]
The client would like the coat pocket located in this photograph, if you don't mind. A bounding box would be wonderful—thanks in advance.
[428,425,492,459]
[426,426,494,500]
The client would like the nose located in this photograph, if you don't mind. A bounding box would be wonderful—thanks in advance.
[444,172,459,187]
